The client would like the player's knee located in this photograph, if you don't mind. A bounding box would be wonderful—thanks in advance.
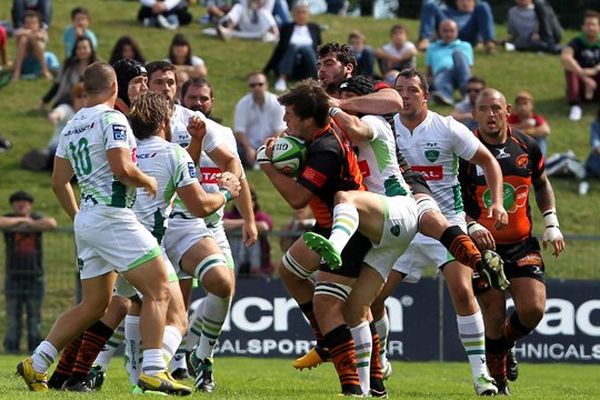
[313,281,351,320]
[281,250,313,281]
[334,191,351,204]
[451,283,476,311]
[208,276,234,298]
[145,281,171,305]
[111,296,131,320]
[519,305,545,327]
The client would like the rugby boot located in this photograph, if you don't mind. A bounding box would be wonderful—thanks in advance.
[89,365,106,389]
[303,232,342,270]
[16,357,49,392]
[189,352,216,393]
[480,250,510,291]
[137,371,192,396]
[171,367,190,381]
[381,362,392,380]
[506,347,518,381]
[293,346,330,370]
[473,374,498,396]
[62,375,93,392]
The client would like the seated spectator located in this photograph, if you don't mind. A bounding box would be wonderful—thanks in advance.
[201,0,237,24]
[137,0,192,30]
[506,0,562,54]
[375,24,417,85]
[348,30,376,80]
[223,189,274,277]
[216,0,279,42]
[508,91,550,156]
[279,206,314,253]
[12,10,58,81]
[234,71,286,167]
[0,25,8,70]
[62,6,97,58]
[12,0,52,30]
[451,75,485,131]
[579,105,600,195]
[426,19,473,105]
[264,0,321,92]
[39,36,98,109]
[109,35,146,65]
[560,10,600,122]
[418,0,495,54]
[165,33,207,79]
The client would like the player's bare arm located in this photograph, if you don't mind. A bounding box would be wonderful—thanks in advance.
[465,215,497,251]
[260,163,313,209]
[207,145,242,178]
[51,156,79,220]
[533,172,565,257]
[185,116,206,165]
[177,175,240,218]
[330,108,373,142]
[236,178,258,246]
[106,147,157,198]
[334,88,402,115]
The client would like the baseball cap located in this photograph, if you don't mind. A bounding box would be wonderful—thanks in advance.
[339,75,375,96]
[113,59,147,105]
[515,91,534,102]
[9,190,34,203]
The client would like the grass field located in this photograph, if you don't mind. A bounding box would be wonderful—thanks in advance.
[1,356,600,399]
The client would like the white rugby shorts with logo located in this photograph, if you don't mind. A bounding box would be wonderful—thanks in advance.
[162,217,214,279]
[392,213,467,283]
[75,206,161,280]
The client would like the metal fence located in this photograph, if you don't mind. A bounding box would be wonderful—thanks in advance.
[0,228,599,354]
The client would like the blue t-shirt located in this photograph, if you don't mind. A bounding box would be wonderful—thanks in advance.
[62,26,98,58]
[426,39,473,76]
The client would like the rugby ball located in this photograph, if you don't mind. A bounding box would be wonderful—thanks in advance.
[271,136,307,176]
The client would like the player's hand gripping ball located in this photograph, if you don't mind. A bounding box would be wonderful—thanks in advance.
[270,136,307,176]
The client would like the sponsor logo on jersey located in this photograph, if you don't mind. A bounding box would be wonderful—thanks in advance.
[516,252,543,268]
[358,160,371,178]
[516,153,529,169]
[482,182,529,213]
[200,167,221,184]
[301,166,327,188]
[495,147,511,159]
[112,124,127,141]
[412,165,443,181]
[65,122,94,137]
[475,165,485,176]
[390,224,401,237]
[188,162,198,178]
[424,150,440,162]
[136,152,157,159]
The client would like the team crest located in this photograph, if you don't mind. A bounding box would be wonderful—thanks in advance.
[425,150,440,162]
[390,225,401,237]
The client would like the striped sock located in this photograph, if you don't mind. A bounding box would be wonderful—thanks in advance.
[187,299,205,352]
[374,313,389,368]
[329,204,359,254]
[70,321,114,380]
[369,323,385,393]
[440,226,482,271]
[94,321,125,372]
[142,349,167,377]
[162,325,182,363]
[31,340,58,374]
[457,311,488,380]
[125,315,142,385]
[350,321,372,395]
[485,335,507,382]
[48,335,82,388]
[325,325,361,395]
[194,293,231,360]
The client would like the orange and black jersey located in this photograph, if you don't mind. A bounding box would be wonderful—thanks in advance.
[458,128,545,245]
[297,124,365,228]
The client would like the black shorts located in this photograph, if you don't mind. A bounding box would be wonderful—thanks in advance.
[473,236,545,294]
[403,169,433,197]
[312,226,371,278]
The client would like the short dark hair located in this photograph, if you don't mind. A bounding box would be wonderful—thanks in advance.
[129,92,171,140]
[145,60,176,81]
[390,24,407,35]
[278,79,330,128]
[395,68,429,93]
[584,10,600,24]
[9,191,33,204]
[181,77,213,100]
[23,10,41,22]
[83,62,115,95]
[467,76,486,87]
[317,43,358,74]
[71,6,90,20]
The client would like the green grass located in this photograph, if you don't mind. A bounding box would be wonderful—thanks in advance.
[1,355,600,399]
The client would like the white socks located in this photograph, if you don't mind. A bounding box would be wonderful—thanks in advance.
[350,321,372,395]
[457,310,489,380]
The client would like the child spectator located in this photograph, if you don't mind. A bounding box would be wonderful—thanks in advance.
[12,10,58,81]
[578,104,600,196]
[506,0,562,54]
[11,0,52,30]
[348,30,375,80]
[137,0,193,30]
[375,24,417,84]
[166,33,208,78]
[47,83,87,157]
[451,75,485,131]
[216,0,279,42]
[62,7,98,58]
[508,91,550,156]
[0,25,8,70]
[109,36,146,65]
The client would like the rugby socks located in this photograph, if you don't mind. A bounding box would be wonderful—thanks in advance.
[329,204,360,254]
[456,311,488,380]
[125,315,142,385]
[186,298,205,352]
[48,334,82,388]
[440,226,482,271]
[162,325,183,363]
[94,321,125,372]
[299,301,328,357]
[325,325,361,395]
[485,336,507,382]
[374,313,390,368]
[142,349,167,377]
[170,339,189,372]
[369,323,386,395]
[69,321,114,381]
[194,293,231,360]
[31,340,58,374]
[504,312,533,348]
[350,321,372,395]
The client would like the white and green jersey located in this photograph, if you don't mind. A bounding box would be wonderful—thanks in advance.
[355,115,410,197]
[394,110,479,218]
[133,136,198,241]
[55,104,136,210]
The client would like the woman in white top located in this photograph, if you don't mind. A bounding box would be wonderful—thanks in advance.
[166,33,207,78]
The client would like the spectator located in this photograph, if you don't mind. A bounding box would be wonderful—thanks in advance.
[223,189,273,277]
[109,36,146,65]
[375,24,417,84]
[0,190,57,353]
[12,10,58,81]
[137,0,192,30]
[508,91,551,156]
[113,58,148,114]
[426,19,473,106]
[47,83,87,158]
[62,6,97,58]
[578,105,600,196]
[264,0,322,93]
[202,0,237,24]
[0,25,8,70]
[234,71,286,167]
[506,0,562,54]
[11,0,52,30]
[166,33,208,79]
[560,10,600,122]
[451,75,485,131]
[180,77,223,122]
[348,30,376,80]
[175,69,190,103]
[39,36,98,109]
[216,0,279,42]
[418,0,495,54]
[279,205,314,253]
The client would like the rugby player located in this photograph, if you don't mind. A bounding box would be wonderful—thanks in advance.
[460,88,565,394]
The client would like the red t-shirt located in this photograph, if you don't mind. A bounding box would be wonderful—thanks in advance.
[507,113,546,127]
[0,26,7,48]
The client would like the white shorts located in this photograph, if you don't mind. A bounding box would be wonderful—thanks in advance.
[209,224,234,270]
[75,207,161,280]
[391,214,466,283]
[364,194,419,280]
[163,217,213,278]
